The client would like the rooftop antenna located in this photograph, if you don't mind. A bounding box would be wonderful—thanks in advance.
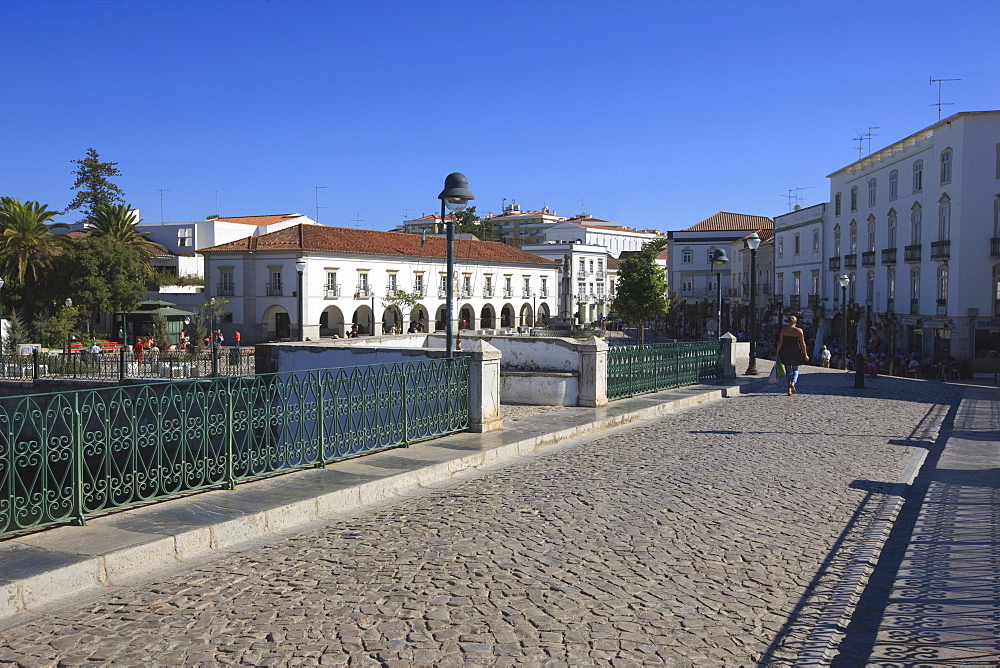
[930,76,960,121]
[350,213,364,229]
[783,190,797,211]
[865,127,880,154]
[215,190,219,217]
[315,186,327,223]
[157,189,171,223]
[795,186,814,208]
[852,132,865,158]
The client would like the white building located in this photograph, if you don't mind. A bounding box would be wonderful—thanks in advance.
[544,218,664,258]
[139,213,320,278]
[772,203,828,322]
[823,110,1000,368]
[396,213,455,236]
[521,242,615,325]
[484,202,566,244]
[727,229,775,337]
[199,224,560,342]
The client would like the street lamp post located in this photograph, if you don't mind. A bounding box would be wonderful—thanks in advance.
[438,173,475,357]
[295,257,306,341]
[208,297,219,376]
[838,274,850,369]
[711,249,729,338]
[0,276,5,358]
[744,233,761,374]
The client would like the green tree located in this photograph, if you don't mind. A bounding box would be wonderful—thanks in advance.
[152,313,172,351]
[66,148,125,220]
[89,204,167,274]
[382,289,421,328]
[3,311,31,355]
[32,301,81,350]
[453,206,494,241]
[66,236,148,325]
[611,239,670,344]
[0,198,70,323]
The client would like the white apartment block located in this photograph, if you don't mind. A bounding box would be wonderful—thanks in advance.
[140,213,320,278]
[485,202,566,244]
[200,224,559,342]
[544,219,664,258]
[521,242,615,325]
[772,204,827,316]
[397,213,454,236]
[821,110,1000,369]
[667,212,774,303]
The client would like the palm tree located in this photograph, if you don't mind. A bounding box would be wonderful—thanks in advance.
[0,199,70,323]
[89,204,167,273]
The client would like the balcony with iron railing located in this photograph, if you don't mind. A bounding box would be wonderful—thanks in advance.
[992,238,1000,258]
[411,286,426,297]
[881,248,897,265]
[503,289,513,298]
[910,298,920,315]
[788,294,801,308]
[761,283,771,295]
[265,282,283,297]
[937,298,948,315]
[861,251,876,267]
[217,283,235,297]
[483,288,494,298]
[538,288,548,298]
[595,271,605,280]
[355,285,372,298]
[522,289,533,298]
[808,294,820,309]
[461,288,473,298]
[438,287,448,298]
[930,240,950,260]
[904,244,922,262]
[886,297,895,312]
[844,253,857,269]
[829,257,841,271]
[324,283,341,298]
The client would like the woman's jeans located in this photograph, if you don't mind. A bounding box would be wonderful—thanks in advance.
[786,364,800,386]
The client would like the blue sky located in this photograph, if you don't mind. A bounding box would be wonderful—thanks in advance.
[4,0,998,233]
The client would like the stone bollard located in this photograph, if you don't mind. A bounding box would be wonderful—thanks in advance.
[577,336,609,407]
[464,339,502,432]
[719,332,737,379]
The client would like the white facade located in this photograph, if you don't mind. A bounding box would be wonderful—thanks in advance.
[544,220,663,258]
[823,110,1000,365]
[200,225,560,343]
[521,242,615,325]
[772,204,827,317]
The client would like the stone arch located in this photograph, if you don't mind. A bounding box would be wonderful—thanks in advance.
[352,304,375,336]
[320,305,346,338]
[479,304,496,329]
[459,304,475,329]
[519,303,533,326]
[382,305,404,334]
[500,303,515,328]
[435,304,447,331]
[262,304,291,341]
[409,303,429,331]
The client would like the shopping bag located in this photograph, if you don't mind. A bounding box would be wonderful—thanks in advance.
[768,366,778,384]
[775,360,787,379]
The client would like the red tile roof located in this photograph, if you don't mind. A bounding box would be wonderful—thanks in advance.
[685,212,774,232]
[200,224,560,266]
[213,214,308,226]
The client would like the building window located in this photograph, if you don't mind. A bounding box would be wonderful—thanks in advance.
[911,267,920,304]
[810,270,819,295]
[866,271,874,302]
[541,277,547,296]
[889,170,898,200]
[794,233,800,255]
[462,275,472,296]
[682,249,693,264]
[358,272,369,296]
[812,229,820,253]
[523,277,531,295]
[888,210,897,248]
[268,271,282,296]
[483,275,491,296]
[835,192,842,216]
[793,272,801,296]
[325,271,338,296]
[414,273,425,295]
[219,270,234,296]
[940,149,952,184]
[911,205,922,244]
[849,272,856,302]
[938,197,951,240]
[682,279,692,294]
[887,267,896,301]
[849,220,857,253]
[834,224,841,256]
[504,276,512,297]
[937,265,948,301]
[777,237,783,259]
[387,273,398,293]
[776,272,783,295]
[177,228,193,247]
[867,216,876,253]
[850,186,858,212]
[913,160,923,192]
[868,179,877,207]
[579,259,586,274]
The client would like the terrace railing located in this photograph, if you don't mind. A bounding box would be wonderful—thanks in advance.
[606,340,722,400]
[0,349,257,382]
[0,357,470,538]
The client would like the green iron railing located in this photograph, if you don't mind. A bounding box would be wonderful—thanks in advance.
[607,341,723,400]
[0,357,469,538]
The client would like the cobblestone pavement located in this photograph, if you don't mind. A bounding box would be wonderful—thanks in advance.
[0,370,960,666]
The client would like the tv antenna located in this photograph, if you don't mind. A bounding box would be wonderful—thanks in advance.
[350,213,364,229]
[315,186,327,223]
[853,127,879,158]
[157,189,171,223]
[930,76,960,121]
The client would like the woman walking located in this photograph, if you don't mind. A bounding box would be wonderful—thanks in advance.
[775,315,810,395]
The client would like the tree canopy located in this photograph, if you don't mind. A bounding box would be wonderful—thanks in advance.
[0,198,70,322]
[66,148,125,220]
[89,204,167,274]
[453,206,495,241]
[611,239,670,343]
[66,236,148,318]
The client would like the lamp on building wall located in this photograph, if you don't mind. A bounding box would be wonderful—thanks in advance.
[295,257,306,341]
[711,249,729,338]
[744,233,760,375]
[838,274,850,369]
[438,173,475,357]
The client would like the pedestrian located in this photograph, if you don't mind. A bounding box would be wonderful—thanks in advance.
[819,345,831,368]
[347,323,359,338]
[132,339,144,361]
[233,330,241,348]
[178,329,187,349]
[774,315,810,395]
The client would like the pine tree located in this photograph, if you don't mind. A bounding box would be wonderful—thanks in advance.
[66,148,126,221]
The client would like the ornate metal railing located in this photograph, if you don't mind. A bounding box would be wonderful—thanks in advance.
[606,341,722,400]
[0,357,469,537]
[0,349,256,381]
